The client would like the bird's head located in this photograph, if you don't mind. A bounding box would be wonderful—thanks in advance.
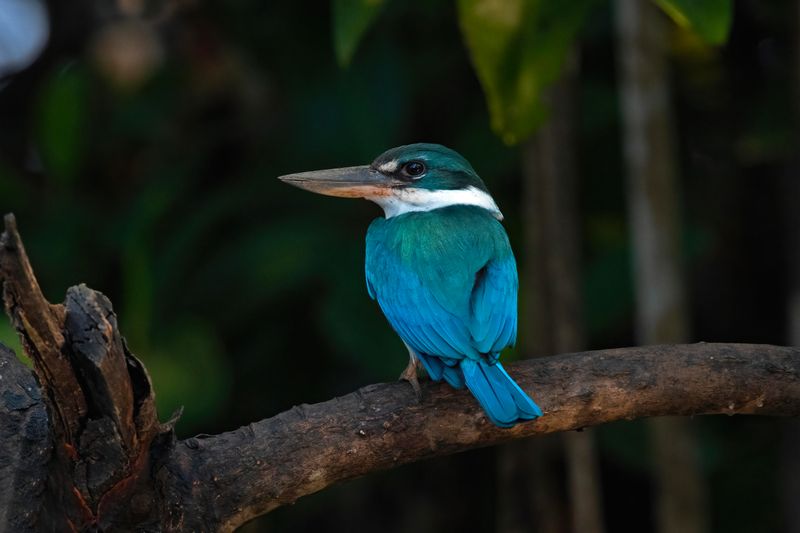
[278,143,503,220]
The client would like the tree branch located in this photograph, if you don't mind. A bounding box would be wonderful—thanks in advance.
[158,342,800,531]
[2,213,800,531]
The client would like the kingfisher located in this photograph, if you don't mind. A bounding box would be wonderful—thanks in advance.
[278,143,542,427]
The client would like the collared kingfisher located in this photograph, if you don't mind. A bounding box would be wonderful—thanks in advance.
[278,143,542,428]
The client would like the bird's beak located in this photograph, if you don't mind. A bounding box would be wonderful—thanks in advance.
[277,165,395,198]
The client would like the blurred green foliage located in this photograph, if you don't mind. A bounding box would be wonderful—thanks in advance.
[332,0,386,67]
[458,0,598,143]
[36,66,87,185]
[339,0,732,143]
[656,0,733,44]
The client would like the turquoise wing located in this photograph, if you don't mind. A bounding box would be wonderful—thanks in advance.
[469,255,518,356]
[365,207,517,364]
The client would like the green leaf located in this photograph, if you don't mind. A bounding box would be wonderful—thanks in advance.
[654,0,732,45]
[332,0,385,67]
[458,0,595,144]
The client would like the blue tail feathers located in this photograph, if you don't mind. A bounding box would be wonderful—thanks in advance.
[461,359,542,428]
[417,353,465,389]
[417,352,541,427]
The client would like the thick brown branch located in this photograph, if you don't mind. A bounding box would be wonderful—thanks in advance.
[158,343,800,532]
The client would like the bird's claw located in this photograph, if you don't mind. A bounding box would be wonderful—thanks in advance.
[399,360,423,402]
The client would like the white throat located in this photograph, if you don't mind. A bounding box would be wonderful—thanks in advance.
[370,186,503,221]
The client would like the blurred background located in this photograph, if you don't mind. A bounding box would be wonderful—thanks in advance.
[1,0,798,531]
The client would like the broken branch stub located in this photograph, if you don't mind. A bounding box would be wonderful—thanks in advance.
[0,214,168,530]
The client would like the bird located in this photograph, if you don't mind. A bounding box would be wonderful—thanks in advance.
[278,143,542,428]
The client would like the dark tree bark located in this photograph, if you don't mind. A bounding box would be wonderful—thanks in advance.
[2,213,800,532]
[0,343,51,532]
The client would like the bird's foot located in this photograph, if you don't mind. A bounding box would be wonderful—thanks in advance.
[399,359,423,402]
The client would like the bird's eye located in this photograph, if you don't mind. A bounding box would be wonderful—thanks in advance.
[402,161,426,178]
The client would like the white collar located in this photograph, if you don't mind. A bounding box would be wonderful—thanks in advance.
[370,186,503,220]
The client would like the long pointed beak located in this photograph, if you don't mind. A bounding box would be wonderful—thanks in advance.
[277,165,394,198]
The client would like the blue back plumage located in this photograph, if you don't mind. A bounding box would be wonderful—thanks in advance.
[365,205,542,427]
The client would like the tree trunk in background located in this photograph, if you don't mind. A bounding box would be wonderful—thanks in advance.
[498,52,605,533]
[781,2,800,531]
[615,2,709,533]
